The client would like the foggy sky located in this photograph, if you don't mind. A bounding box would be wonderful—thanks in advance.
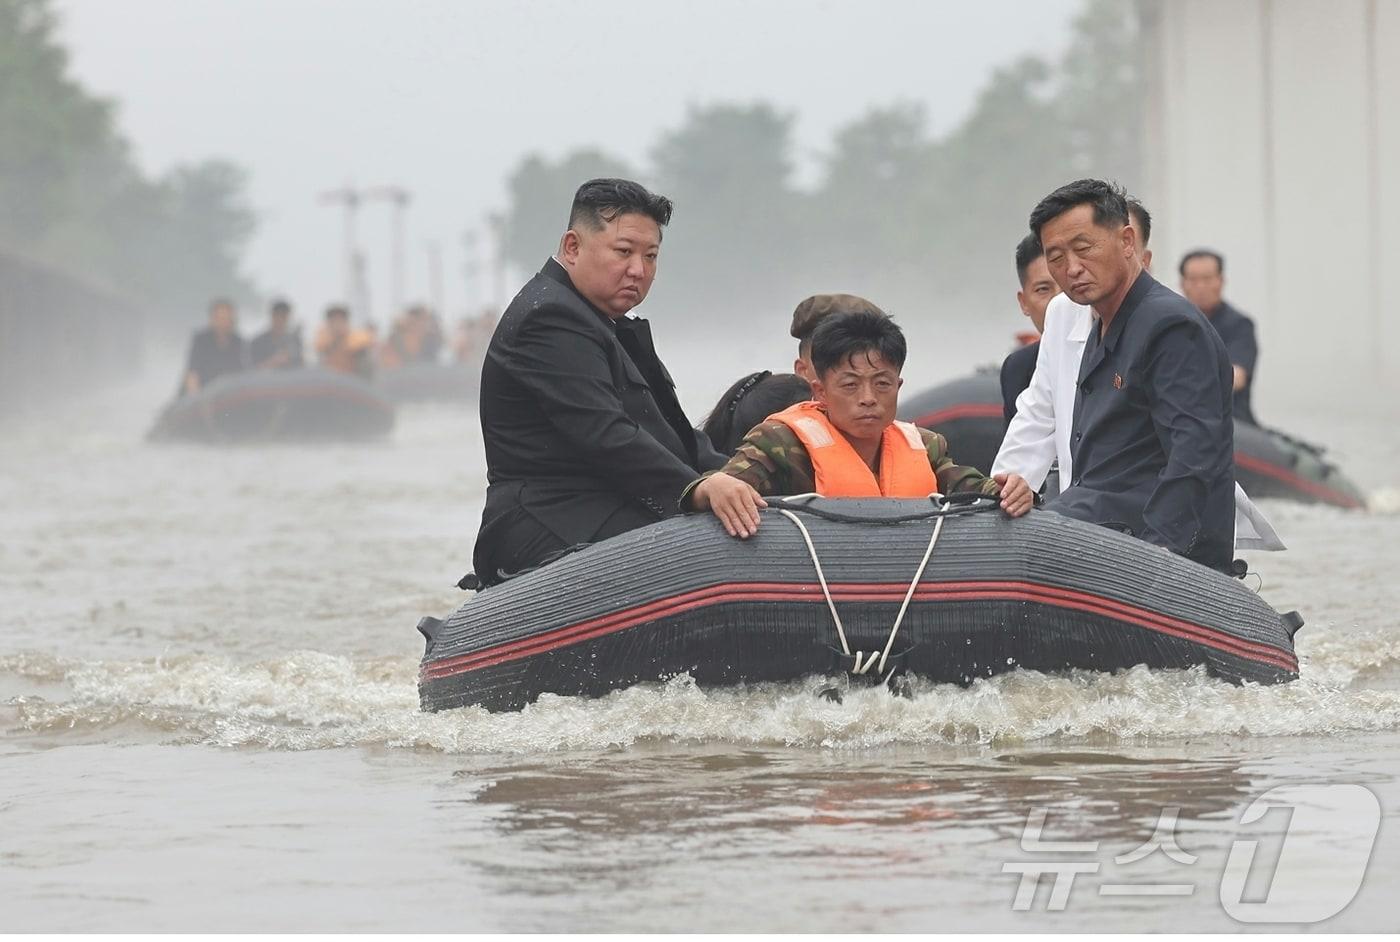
[57,0,1077,325]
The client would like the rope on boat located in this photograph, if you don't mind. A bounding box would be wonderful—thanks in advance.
[775,494,953,678]
[767,492,999,523]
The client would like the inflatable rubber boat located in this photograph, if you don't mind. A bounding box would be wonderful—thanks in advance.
[417,496,1301,713]
[149,368,396,442]
[375,362,479,403]
[899,370,1366,509]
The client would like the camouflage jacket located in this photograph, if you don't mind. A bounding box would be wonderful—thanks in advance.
[685,420,1001,501]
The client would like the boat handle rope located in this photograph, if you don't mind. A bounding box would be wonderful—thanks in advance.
[775,495,948,679]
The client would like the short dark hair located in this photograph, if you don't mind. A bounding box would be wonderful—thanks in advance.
[811,311,907,378]
[1179,249,1224,276]
[1029,178,1130,241]
[270,298,291,316]
[1127,198,1152,247]
[209,298,234,314]
[567,178,673,234]
[325,304,349,321]
[1014,233,1044,285]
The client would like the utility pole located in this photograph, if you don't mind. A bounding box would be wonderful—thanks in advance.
[486,212,507,311]
[426,239,445,320]
[319,185,368,318]
[365,185,411,318]
[461,229,481,311]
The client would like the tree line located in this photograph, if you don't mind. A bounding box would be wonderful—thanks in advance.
[498,0,1144,324]
[0,0,255,331]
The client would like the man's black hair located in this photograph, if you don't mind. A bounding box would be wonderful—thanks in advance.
[1127,198,1152,247]
[1028,178,1130,240]
[701,371,811,455]
[811,310,907,377]
[567,178,673,234]
[208,297,234,314]
[1014,232,1044,285]
[1178,249,1225,277]
[270,298,292,316]
[325,304,349,321]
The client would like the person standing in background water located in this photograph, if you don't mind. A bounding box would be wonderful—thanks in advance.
[1179,249,1260,425]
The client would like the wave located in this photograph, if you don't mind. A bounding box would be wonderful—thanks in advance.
[5,628,1400,754]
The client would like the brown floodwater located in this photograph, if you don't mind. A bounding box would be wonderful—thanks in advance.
[2,366,1398,931]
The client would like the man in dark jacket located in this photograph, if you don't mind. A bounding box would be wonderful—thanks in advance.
[248,298,304,370]
[1179,249,1260,424]
[472,178,740,585]
[1030,179,1235,572]
[180,298,246,396]
[1000,233,1059,426]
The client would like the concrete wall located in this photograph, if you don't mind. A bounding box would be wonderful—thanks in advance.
[1142,0,1399,411]
[0,252,144,414]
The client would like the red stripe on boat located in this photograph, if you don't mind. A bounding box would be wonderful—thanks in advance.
[911,403,1005,426]
[422,579,1298,680]
[1235,451,1364,509]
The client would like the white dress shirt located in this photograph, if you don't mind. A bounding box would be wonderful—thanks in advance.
[992,293,1285,551]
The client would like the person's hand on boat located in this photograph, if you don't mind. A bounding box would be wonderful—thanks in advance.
[692,473,767,538]
[994,472,1034,518]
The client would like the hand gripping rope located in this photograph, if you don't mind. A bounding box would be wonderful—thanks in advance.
[773,494,954,679]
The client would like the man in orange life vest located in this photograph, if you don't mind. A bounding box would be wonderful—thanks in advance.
[686,311,1034,536]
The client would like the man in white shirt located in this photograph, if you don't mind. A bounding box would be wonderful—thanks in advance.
[993,199,1283,552]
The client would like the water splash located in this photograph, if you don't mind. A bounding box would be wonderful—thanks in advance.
[6,640,1400,754]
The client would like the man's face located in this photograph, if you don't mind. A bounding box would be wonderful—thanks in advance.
[1016,254,1060,334]
[1039,205,1137,308]
[210,303,236,335]
[560,212,660,318]
[1180,256,1224,313]
[271,309,290,331]
[812,349,903,447]
[327,313,349,338]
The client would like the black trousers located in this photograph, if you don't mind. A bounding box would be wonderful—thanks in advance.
[478,501,660,587]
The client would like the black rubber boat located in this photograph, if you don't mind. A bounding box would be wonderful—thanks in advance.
[375,363,479,403]
[900,370,1367,509]
[417,497,1301,713]
[149,368,396,442]
[897,369,1006,474]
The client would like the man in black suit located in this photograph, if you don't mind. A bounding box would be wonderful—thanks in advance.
[472,178,756,586]
[1030,179,1235,572]
[1179,249,1261,424]
[999,233,1058,426]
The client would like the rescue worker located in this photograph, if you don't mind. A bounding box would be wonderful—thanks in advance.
[687,310,1034,537]
[314,305,375,377]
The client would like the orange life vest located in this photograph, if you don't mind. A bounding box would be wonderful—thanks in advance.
[768,401,938,498]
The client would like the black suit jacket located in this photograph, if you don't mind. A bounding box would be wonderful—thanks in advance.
[1049,271,1235,572]
[999,340,1040,427]
[474,259,726,569]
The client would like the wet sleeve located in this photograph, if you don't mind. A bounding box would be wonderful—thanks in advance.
[992,332,1058,490]
[1141,320,1234,555]
[925,429,1001,497]
[1230,317,1259,376]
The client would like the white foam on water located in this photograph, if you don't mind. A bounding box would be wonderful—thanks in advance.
[6,631,1400,754]
[1366,486,1400,515]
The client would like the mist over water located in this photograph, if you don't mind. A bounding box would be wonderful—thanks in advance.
[2,361,1399,930]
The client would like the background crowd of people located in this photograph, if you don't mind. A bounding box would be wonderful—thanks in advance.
[178,300,497,396]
